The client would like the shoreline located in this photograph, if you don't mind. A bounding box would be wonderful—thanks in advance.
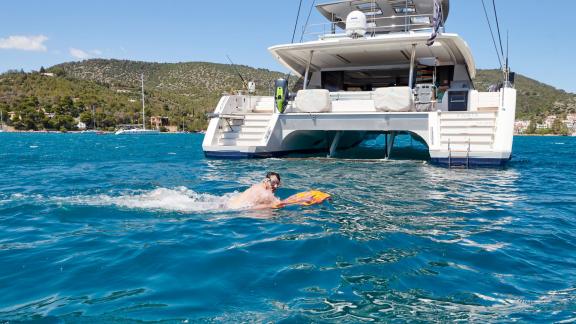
[0,130,569,136]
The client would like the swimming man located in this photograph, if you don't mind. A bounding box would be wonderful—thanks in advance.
[227,172,282,209]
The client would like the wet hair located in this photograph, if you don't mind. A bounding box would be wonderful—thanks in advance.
[266,172,280,182]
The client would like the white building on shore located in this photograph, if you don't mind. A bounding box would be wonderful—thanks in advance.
[514,120,530,134]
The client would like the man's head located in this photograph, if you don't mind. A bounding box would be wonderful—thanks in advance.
[264,172,281,192]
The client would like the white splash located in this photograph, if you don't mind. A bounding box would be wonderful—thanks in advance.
[55,187,237,213]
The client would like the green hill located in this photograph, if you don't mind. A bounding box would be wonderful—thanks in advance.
[0,60,288,131]
[1,59,574,132]
[0,71,145,131]
[475,69,576,119]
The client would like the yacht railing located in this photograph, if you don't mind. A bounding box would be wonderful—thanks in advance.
[302,13,435,41]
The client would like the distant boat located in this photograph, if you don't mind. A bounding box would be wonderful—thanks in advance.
[115,127,160,135]
[115,74,159,135]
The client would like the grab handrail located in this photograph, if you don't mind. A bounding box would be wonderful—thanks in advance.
[303,13,436,40]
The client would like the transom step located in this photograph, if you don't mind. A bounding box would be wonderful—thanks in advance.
[217,113,273,147]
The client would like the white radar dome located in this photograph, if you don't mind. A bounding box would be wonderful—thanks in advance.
[346,10,367,38]
[247,81,256,94]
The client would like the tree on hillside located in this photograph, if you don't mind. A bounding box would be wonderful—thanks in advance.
[79,111,94,129]
[51,114,76,131]
[15,108,45,130]
[526,119,537,134]
[551,118,569,136]
[49,67,66,77]
[0,104,8,123]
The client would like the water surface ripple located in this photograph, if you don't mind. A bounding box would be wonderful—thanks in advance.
[1,133,575,322]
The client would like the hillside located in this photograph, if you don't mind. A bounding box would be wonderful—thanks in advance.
[0,60,289,131]
[49,60,576,120]
[1,59,574,131]
[0,71,144,131]
[475,69,576,119]
[53,59,291,114]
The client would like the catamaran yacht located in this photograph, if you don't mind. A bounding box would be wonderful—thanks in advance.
[202,0,516,166]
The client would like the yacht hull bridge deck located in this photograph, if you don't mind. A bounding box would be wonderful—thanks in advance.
[202,0,517,167]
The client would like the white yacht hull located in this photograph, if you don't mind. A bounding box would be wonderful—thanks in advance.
[203,2,517,167]
[202,89,516,167]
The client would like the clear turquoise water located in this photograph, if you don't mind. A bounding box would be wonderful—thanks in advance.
[0,133,575,322]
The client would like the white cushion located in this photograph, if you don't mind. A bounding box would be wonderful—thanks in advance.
[373,87,414,112]
[294,89,331,113]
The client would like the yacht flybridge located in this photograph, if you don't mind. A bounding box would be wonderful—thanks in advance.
[202,0,516,166]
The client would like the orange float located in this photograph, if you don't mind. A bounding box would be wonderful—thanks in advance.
[273,190,331,208]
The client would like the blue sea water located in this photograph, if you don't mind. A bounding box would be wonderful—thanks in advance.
[0,133,575,322]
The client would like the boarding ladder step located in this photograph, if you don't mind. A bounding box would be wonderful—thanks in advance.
[244,113,273,120]
[218,138,264,146]
[217,113,272,146]
[220,131,265,140]
[253,97,274,113]
[447,138,472,169]
[440,127,495,135]
[439,111,498,150]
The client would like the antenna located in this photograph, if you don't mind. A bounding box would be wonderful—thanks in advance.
[492,0,505,59]
[285,0,304,83]
[299,0,316,42]
[506,30,509,65]
[505,29,511,85]
[226,55,247,90]
[480,0,503,69]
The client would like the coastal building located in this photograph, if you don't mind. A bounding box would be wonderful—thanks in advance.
[545,115,557,128]
[150,116,169,130]
[514,120,529,134]
[76,121,87,130]
[528,114,576,133]
[536,123,547,130]
[564,113,576,130]
[536,116,556,130]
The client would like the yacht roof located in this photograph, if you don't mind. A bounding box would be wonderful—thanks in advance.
[268,32,476,79]
[316,0,449,33]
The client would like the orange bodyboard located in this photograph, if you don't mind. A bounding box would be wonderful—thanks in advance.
[273,190,331,209]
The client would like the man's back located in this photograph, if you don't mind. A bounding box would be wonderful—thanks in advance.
[227,183,280,209]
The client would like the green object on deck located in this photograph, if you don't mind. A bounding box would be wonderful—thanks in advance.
[274,79,288,113]
[276,87,285,113]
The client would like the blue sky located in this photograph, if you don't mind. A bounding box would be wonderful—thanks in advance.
[0,0,573,93]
